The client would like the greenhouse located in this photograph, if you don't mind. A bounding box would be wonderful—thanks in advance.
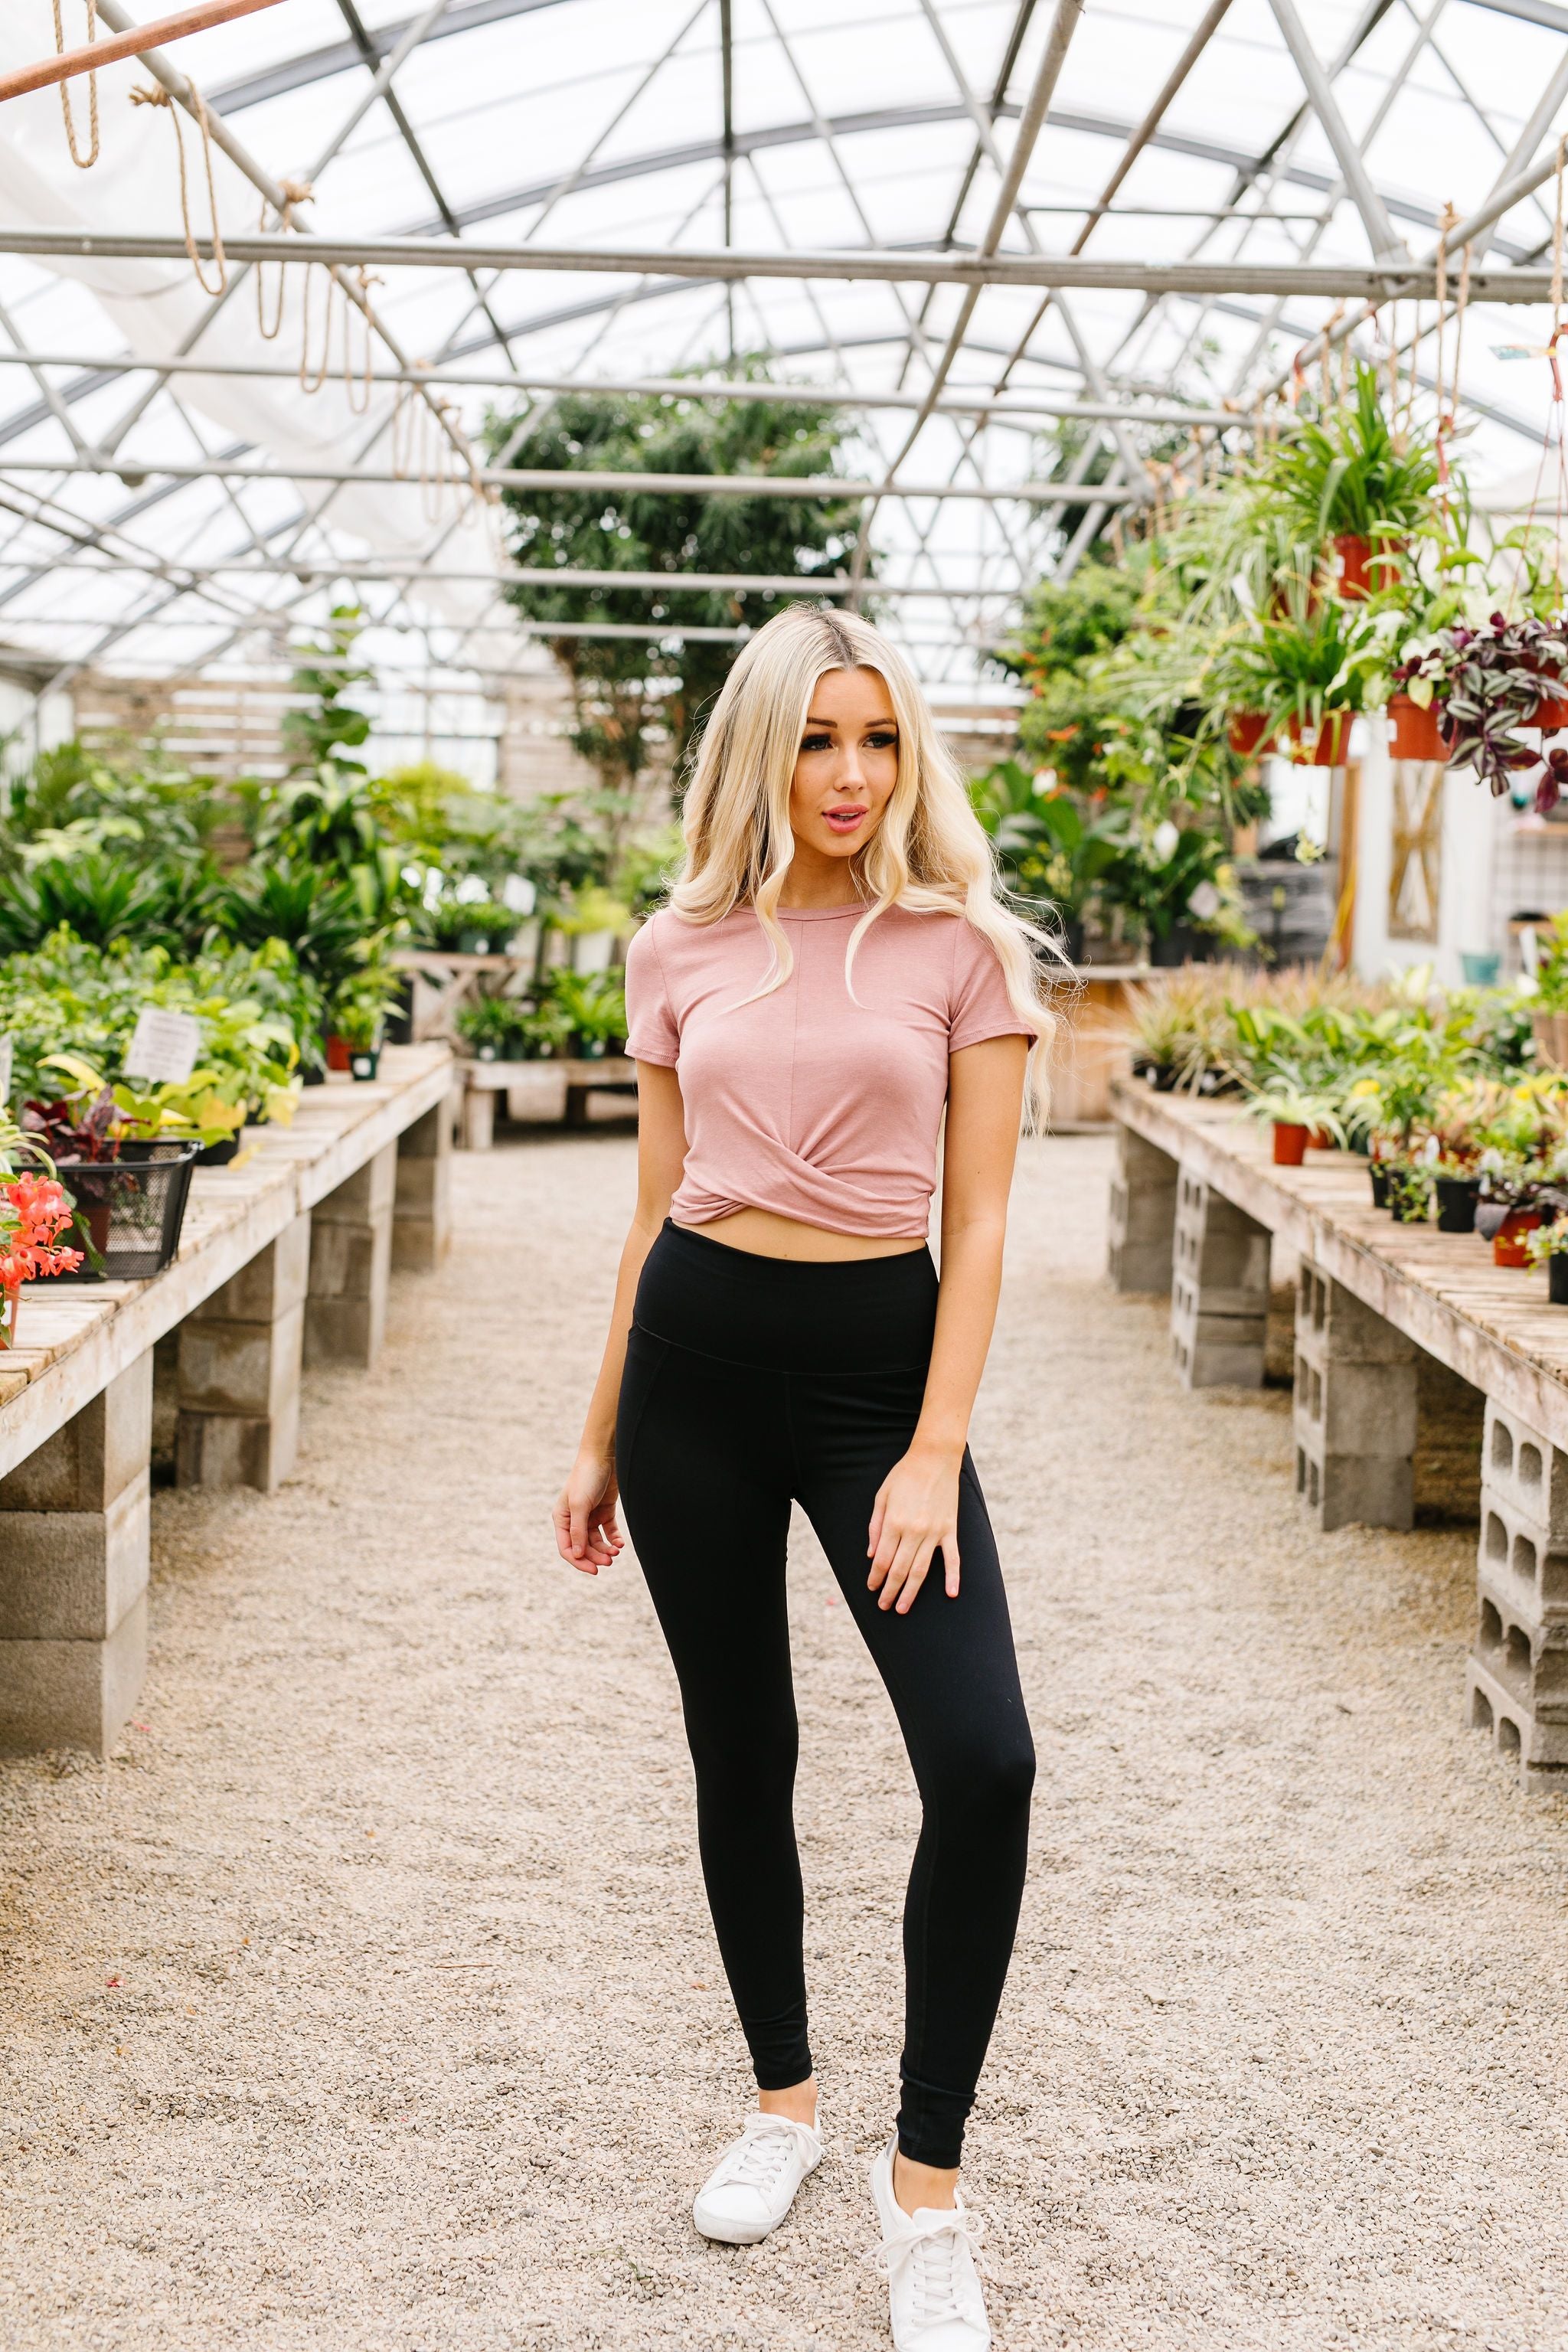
[7,2,1568,2346]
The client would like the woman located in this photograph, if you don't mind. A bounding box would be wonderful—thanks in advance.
[553,606,1051,2352]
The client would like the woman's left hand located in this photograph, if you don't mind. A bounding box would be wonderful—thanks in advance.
[867,1442,962,1613]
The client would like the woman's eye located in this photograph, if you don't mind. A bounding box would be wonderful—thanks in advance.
[800,733,832,752]
[867,732,898,750]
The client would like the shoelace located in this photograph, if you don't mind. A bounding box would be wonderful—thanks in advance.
[874,2208,988,2328]
[715,2116,815,2194]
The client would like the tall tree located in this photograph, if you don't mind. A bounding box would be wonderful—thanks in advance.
[487,374,868,802]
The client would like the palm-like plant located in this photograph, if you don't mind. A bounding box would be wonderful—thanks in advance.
[1253,364,1440,549]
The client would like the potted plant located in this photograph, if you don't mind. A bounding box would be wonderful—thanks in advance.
[1214,589,1374,773]
[1253,364,1439,600]
[1241,1069,1346,1165]
[1432,613,1568,801]
[335,1001,383,1080]
[1527,1215,1568,1303]
[455,995,524,1063]
[550,969,628,1060]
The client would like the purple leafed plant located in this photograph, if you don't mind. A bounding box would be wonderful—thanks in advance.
[1424,613,1568,800]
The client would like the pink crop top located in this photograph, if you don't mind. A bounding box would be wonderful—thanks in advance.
[624,902,1034,1239]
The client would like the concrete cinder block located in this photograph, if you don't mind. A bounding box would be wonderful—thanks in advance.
[1296,1263,1417,1367]
[1483,1400,1568,1544]
[1466,1655,1568,1788]
[1107,1128,1178,1294]
[178,1302,304,1420]
[314,1141,397,1223]
[1475,1586,1568,1720]
[0,1589,147,1756]
[1168,1173,1271,1390]
[192,1214,311,1326]
[1295,1436,1413,1531]
[175,1385,300,1494]
[0,1471,149,1642]
[0,1352,152,1516]
[393,1145,451,1270]
[1480,1491,1568,1622]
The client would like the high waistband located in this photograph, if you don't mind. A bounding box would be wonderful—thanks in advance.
[633,1220,938,1374]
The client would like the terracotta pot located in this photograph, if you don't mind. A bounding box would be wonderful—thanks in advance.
[1227,709,1275,757]
[1272,1121,1309,1166]
[1389,693,1445,761]
[325,1033,351,1073]
[1307,1125,1337,1151]
[1494,1209,1543,1269]
[1289,710,1354,766]
[1332,532,1406,599]
[1525,690,1568,733]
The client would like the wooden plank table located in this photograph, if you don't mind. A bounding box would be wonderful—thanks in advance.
[0,1044,456,1756]
[458,1054,636,1147]
[1108,1079,1568,1788]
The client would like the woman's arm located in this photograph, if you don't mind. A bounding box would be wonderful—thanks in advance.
[552,1061,688,1575]
[866,1033,1028,1614]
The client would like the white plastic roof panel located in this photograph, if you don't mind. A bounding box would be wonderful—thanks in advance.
[0,0,1566,697]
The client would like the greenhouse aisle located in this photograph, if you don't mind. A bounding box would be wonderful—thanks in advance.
[2,1133,1566,2352]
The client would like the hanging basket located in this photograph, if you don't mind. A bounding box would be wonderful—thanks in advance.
[1388,694,1445,761]
[1331,533,1406,599]
[1227,710,1275,757]
[54,1142,200,1282]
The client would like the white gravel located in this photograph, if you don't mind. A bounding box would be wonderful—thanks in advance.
[2,1130,1567,2351]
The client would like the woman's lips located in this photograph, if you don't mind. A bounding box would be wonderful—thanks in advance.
[824,806,867,832]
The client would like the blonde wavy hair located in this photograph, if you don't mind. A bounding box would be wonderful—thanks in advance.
[668,603,1060,1117]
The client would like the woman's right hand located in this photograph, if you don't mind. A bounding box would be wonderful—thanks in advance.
[553,1449,623,1576]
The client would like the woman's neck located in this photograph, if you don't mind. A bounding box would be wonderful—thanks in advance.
[775,841,863,911]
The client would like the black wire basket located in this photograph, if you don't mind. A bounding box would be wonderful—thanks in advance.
[54,1142,201,1282]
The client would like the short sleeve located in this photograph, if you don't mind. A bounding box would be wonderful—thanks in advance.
[624,917,680,1066]
[949,921,1036,1054]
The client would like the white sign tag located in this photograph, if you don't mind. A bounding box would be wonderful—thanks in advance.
[0,1035,13,1106]
[123,1008,201,1086]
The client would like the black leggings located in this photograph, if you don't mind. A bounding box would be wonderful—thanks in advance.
[616,1221,1034,2170]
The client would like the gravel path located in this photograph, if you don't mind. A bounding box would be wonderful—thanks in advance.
[3,1131,1567,2352]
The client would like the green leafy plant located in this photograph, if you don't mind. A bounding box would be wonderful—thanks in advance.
[1253,363,1439,551]
[41,1054,246,1151]
[1429,613,1568,801]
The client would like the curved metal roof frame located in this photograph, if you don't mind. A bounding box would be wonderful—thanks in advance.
[1,0,1568,704]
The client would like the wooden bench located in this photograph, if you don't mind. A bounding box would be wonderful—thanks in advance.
[458,1055,637,1149]
[1109,1078,1568,1791]
[0,1044,456,1758]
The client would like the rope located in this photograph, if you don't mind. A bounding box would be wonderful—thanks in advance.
[1553,136,1566,329]
[52,0,100,169]
[343,270,380,415]
[255,179,312,341]
[129,82,226,296]
[298,263,335,394]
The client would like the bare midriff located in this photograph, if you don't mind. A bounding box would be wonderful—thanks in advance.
[681,1207,926,1262]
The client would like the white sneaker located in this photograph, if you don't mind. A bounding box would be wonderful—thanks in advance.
[869,2135,991,2351]
[692,2110,822,2245]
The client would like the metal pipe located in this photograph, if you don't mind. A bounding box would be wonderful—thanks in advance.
[4,556,1028,596]
[0,348,1263,427]
[0,456,1154,502]
[0,227,1494,297]
[0,0,284,100]
[1266,0,1406,260]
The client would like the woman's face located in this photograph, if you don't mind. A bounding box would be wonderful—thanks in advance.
[788,665,900,864]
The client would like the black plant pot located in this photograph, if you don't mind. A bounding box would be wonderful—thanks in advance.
[1435,1175,1481,1233]
[384,975,415,1047]
[196,1135,241,1168]
[55,1142,200,1282]
[1149,923,1215,969]
[348,1047,381,1081]
[1370,1165,1391,1209]
[1551,1256,1568,1305]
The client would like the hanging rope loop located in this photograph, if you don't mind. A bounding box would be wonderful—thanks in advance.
[52,0,100,168]
[130,80,227,296]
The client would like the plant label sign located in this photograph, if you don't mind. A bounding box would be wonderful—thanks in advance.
[124,1008,201,1086]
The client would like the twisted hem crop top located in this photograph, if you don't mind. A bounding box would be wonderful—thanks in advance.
[624,901,1034,1239]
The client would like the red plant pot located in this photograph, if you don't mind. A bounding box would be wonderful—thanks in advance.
[1331,532,1406,599]
[1306,1125,1337,1151]
[325,1033,351,1073]
[1272,1121,1310,1166]
[1525,691,1568,733]
[1389,693,1445,760]
[1289,711,1354,766]
[1227,709,1275,757]
[1494,1209,1543,1269]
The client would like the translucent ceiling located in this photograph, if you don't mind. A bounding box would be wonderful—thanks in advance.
[2,0,1568,699]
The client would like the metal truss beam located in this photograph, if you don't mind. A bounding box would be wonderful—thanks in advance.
[0,351,1258,430]
[1,228,1553,299]
[0,457,1150,503]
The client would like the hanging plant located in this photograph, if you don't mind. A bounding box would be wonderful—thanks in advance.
[1428,613,1568,802]
[1252,364,1442,596]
